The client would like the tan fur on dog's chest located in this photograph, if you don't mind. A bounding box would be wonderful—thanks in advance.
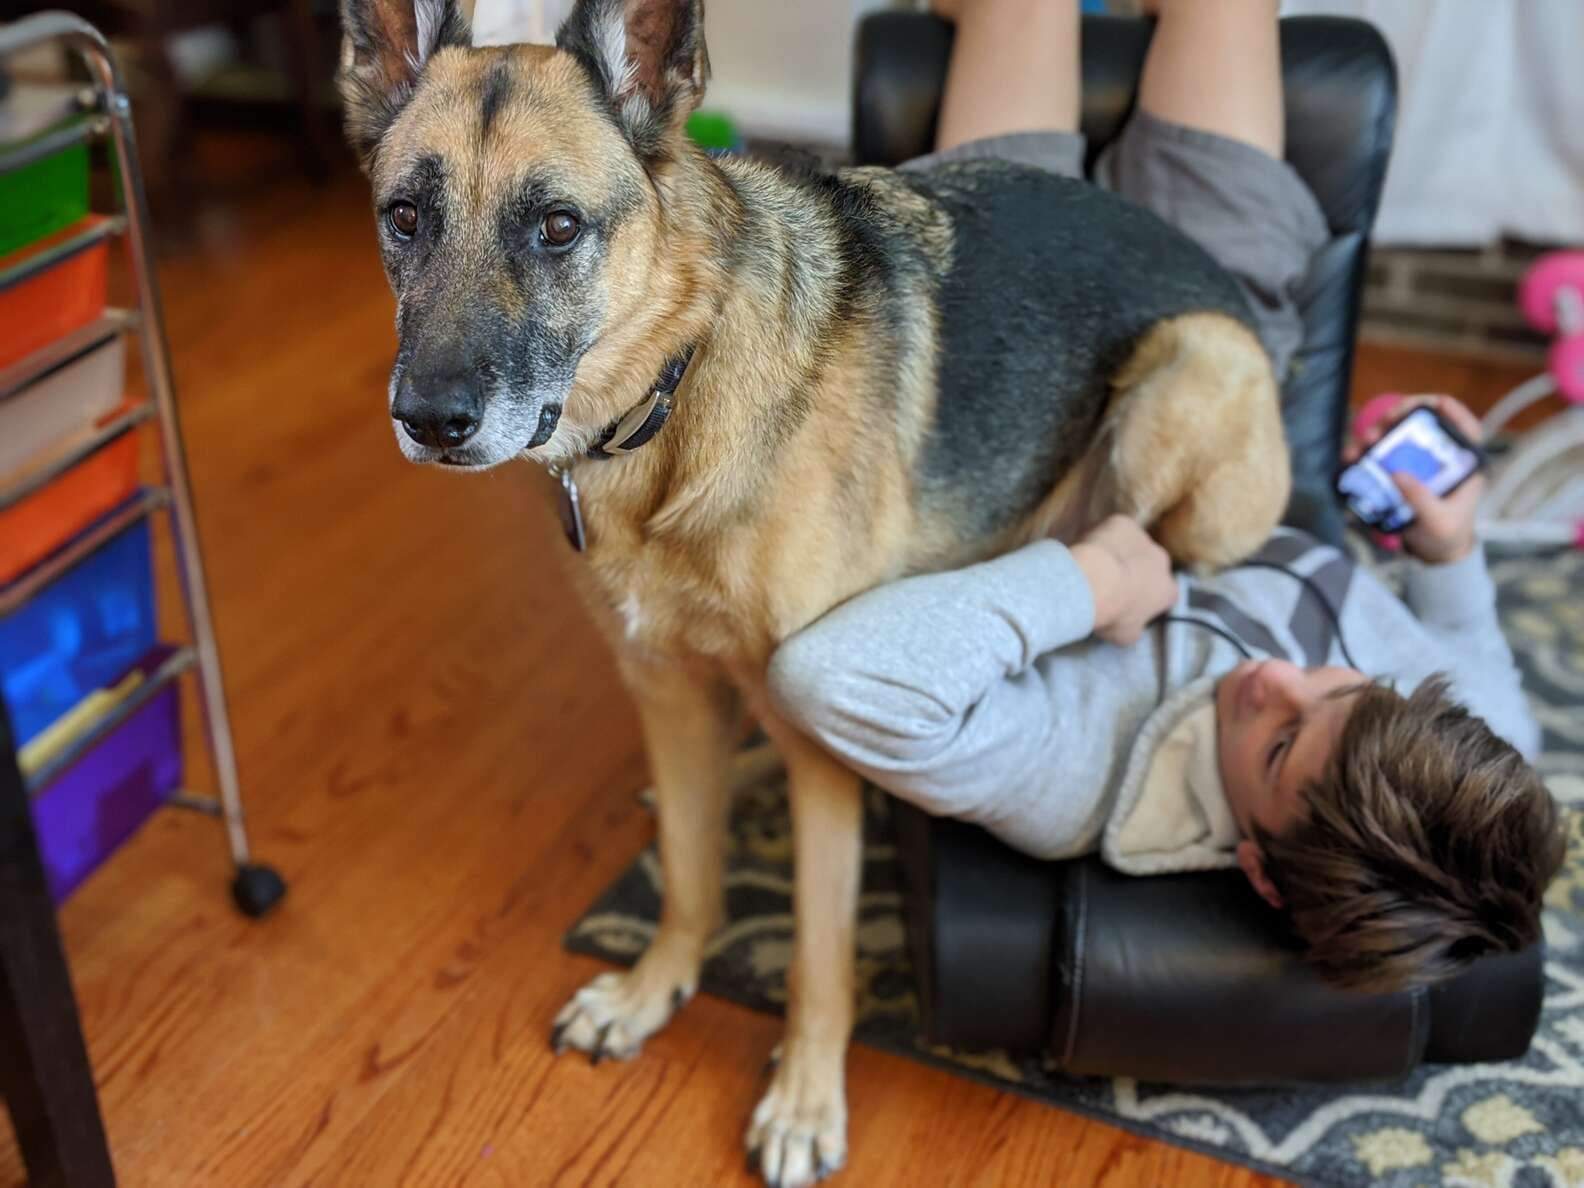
[575,518,752,660]
[566,359,936,668]
[571,488,898,667]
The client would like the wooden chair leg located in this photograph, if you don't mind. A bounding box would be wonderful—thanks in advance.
[281,0,335,180]
[0,708,115,1188]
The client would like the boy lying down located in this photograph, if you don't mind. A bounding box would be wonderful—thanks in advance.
[770,0,1561,993]
[768,393,1564,992]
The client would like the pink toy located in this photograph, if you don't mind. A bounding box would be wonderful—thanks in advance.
[1518,251,1584,405]
[1352,391,1404,439]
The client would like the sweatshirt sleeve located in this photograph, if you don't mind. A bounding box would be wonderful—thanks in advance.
[1400,546,1541,759]
[766,539,1107,825]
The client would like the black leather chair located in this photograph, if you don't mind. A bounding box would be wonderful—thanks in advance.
[854,12,1547,1085]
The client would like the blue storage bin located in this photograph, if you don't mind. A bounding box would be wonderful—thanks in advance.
[0,514,157,745]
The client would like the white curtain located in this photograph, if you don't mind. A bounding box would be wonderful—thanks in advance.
[468,0,889,146]
[1281,0,1584,247]
[471,0,570,47]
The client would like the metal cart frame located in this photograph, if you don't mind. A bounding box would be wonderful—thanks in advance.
[1,10,284,917]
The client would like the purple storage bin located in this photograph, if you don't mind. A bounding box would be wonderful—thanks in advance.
[31,645,183,902]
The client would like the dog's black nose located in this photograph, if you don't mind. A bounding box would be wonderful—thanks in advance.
[392,373,483,450]
[397,411,480,449]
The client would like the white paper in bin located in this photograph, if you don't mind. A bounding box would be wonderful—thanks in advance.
[0,337,126,477]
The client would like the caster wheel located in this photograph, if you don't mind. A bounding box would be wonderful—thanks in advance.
[231,863,287,918]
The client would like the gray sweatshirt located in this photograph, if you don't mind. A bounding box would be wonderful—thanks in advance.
[767,530,1538,868]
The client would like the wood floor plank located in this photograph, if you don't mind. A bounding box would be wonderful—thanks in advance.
[5,137,1539,1188]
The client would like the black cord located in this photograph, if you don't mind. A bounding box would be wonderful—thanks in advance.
[1157,615,1254,658]
[1155,559,1359,669]
[1234,560,1362,670]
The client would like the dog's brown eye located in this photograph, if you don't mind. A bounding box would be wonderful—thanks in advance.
[542,210,581,248]
[388,202,419,238]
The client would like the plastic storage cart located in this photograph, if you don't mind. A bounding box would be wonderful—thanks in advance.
[1,11,285,917]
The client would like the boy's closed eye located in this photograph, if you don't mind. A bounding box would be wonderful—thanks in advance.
[1267,725,1296,780]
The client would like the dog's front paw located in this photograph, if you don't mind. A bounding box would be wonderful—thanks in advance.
[745,1037,847,1187]
[550,968,694,1063]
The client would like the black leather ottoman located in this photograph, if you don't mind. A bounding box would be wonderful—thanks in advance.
[856,13,1547,1082]
[895,810,1544,1083]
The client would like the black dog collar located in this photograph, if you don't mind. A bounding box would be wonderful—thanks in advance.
[552,344,696,552]
[587,345,695,459]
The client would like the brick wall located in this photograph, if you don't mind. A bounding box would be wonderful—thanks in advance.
[1361,242,1553,362]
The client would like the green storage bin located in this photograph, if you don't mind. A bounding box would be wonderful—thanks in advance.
[686,111,744,154]
[0,141,90,258]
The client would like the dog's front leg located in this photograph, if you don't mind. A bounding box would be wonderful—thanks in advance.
[746,712,863,1187]
[552,659,738,1061]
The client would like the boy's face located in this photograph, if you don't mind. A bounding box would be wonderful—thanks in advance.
[1216,660,1369,904]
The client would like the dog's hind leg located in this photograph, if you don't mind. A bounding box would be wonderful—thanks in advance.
[742,710,862,1188]
[552,661,738,1062]
[1099,312,1290,570]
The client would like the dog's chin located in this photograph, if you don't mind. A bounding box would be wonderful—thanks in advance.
[388,393,577,472]
[394,432,518,472]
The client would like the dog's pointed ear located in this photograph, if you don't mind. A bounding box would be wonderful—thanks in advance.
[556,0,709,160]
[338,0,472,168]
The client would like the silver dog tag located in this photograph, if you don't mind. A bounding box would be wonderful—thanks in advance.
[556,468,586,552]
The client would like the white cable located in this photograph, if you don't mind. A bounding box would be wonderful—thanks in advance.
[1468,375,1584,551]
[1479,521,1576,545]
[1506,442,1582,517]
[1485,408,1584,511]
[1515,453,1584,518]
[1536,473,1584,518]
[1481,373,1557,440]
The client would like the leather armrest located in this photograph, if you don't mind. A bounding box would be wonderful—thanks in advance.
[899,803,1546,1079]
[894,804,1065,1051]
[853,14,1394,231]
[1053,859,1547,1083]
[1050,859,1428,1085]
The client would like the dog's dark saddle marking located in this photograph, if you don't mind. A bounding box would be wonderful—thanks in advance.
[897,160,1259,539]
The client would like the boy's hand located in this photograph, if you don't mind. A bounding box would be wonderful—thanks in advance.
[1343,394,1485,565]
[1070,515,1179,646]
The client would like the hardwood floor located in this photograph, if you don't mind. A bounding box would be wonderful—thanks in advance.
[1,136,1537,1188]
[1350,340,1544,423]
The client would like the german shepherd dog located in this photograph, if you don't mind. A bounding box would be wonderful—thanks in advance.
[338,0,1289,1181]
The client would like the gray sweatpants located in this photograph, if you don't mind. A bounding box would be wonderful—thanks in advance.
[899,110,1329,381]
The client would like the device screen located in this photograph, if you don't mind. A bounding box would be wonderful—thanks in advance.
[1337,406,1482,533]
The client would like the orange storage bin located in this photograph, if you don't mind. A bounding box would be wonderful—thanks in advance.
[0,218,110,371]
[0,426,140,586]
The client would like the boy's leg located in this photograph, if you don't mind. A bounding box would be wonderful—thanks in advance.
[1098,0,1326,380]
[1137,0,1284,158]
[902,0,1084,179]
[934,0,1080,152]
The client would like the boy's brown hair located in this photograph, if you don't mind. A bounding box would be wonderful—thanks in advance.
[1258,676,1567,994]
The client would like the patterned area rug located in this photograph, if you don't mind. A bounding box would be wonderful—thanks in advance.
[566,545,1584,1187]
